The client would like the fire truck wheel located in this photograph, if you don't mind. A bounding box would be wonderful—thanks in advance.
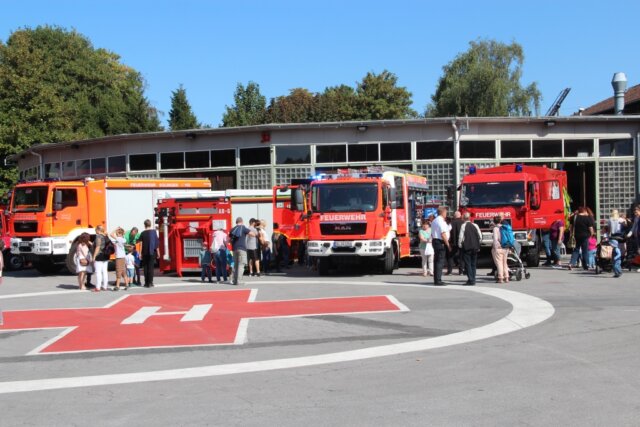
[3,251,24,271]
[382,248,394,274]
[66,241,79,274]
[317,258,331,276]
[525,249,540,268]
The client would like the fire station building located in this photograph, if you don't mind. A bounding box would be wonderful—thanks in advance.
[11,115,640,223]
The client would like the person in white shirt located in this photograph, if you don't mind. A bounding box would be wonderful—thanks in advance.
[124,247,135,284]
[430,206,450,286]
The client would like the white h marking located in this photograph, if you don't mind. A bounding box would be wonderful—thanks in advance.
[121,304,213,325]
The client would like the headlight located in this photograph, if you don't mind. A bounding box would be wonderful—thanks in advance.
[370,241,383,247]
[54,243,66,249]
[38,241,50,247]
[307,242,320,248]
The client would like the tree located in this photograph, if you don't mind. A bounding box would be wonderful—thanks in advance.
[427,39,541,117]
[355,70,417,120]
[221,82,266,127]
[0,26,161,192]
[265,88,318,124]
[315,85,358,122]
[168,85,199,130]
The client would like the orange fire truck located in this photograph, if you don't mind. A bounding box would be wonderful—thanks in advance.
[459,164,569,267]
[156,190,272,276]
[9,177,211,273]
[305,167,429,275]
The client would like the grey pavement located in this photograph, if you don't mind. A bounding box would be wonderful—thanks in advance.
[1,261,639,426]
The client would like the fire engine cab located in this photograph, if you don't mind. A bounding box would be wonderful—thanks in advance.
[305,167,429,275]
[459,164,568,267]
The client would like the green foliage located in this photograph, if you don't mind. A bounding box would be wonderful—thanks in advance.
[168,85,199,130]
[427,39,541,117]
[355,70,417,120]
[0,26,161,192]
[221,82,266,127]
[249,70,414,125]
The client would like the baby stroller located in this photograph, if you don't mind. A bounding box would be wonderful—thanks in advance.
[496,246,531,281]
[594,238,615,274]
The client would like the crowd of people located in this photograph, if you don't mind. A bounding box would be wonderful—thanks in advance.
[74,219,159,291]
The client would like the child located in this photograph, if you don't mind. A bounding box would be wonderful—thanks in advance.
[587,235,597,269]
[125,246,136,285]
[132,245,142,286]
[109,227,128,291]
[226,246,234,282]
[199,242,213,283]
[611,240,622,278]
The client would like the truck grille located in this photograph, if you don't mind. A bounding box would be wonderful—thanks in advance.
[14,221,38,233]
[320,222,367,235]
[474,218,511,229]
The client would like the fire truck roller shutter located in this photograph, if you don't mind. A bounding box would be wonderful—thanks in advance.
[106,189,154,232]
[231,202,273,238]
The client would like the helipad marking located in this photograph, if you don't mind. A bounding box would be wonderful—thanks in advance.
[0,281,554,394]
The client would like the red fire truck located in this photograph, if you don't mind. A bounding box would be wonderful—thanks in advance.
[305,167,429,275]
[1,208,24,270]
[156,190,272,276]
[458,164,569,267]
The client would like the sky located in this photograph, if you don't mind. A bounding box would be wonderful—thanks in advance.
[1,0,639,127]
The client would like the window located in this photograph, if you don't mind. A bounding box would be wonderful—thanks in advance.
[599,138,633,157]
[460,140,495,158]
[161,152,184,170]
[57,189,78,209]
[77,159,90,176]
[348,144,379,162]
[416,141,453,159]
[381,143,411,161]
[541,180,561,201]
[12,186,48,212]
[108,156,126,173]
[186,151,210,168]
[62,161,75,178]
[564,139,593,157]
[532,140,562,158]
[501,140,531,158]
[129,153,157,171]
[275,145,311,165]
[92,158,107,175]
[44,163,61,178]
[316,145,346,163]
[211,149,236,167]
[240,147,270,166]
[394,176,404,208]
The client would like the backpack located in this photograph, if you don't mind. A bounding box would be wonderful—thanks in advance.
[500,223,515,249]
[229,226,239,245]
[103,238,116,257]
[461,223,481,252]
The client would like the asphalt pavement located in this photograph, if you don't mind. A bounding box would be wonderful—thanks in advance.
[1,260,639,426]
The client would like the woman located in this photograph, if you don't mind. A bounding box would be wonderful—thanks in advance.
[92,225,110,292]
[259,219,271,274]
[491,216,509,283]
[75,233,91,290]
[419,221,434,277]
[572,206,596,271]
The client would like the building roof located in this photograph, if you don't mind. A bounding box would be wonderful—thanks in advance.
[581,84,640,115]
[8,115,640,162]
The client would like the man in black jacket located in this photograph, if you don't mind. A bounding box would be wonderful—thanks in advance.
[449,211,465,275]
[458,212,482,285]
[139,219,159,287]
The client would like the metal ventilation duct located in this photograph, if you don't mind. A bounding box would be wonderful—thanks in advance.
[611,72,628,114]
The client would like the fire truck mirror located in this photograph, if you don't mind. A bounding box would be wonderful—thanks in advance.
[529,182,541,210]
[53,189,63,211]
[293,189,305,211]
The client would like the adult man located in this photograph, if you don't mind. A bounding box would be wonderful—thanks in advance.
[139,219,159,287]
[458,212,482,285]
[430,206,450,286]
[448,211,464,275]
[125,227,139,246]
[229,217,256,286]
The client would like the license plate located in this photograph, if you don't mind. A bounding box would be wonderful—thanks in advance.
[334,241,353,248]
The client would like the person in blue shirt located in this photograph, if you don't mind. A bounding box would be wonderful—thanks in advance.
[229,217,256,286]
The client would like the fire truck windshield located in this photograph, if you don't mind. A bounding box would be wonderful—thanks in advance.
[460,182,526,207]
[12,186,48,213]
[312,183,378,212]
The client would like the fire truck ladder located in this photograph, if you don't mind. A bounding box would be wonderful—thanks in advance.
[545,88,571,116]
